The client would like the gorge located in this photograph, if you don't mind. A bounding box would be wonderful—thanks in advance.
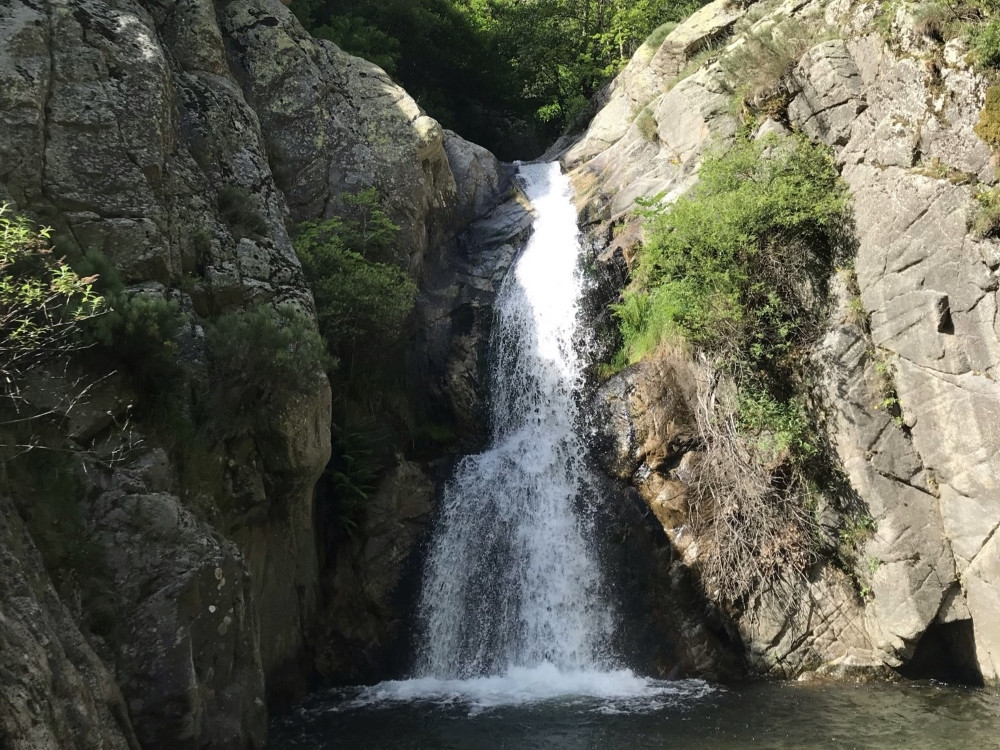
[6,0,1000,747]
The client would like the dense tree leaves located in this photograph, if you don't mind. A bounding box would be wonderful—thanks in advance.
[290,0,706,159]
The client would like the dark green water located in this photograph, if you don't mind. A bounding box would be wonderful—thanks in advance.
[271,678,1000,749]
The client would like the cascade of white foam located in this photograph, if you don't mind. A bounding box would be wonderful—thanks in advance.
[415,161,615,679]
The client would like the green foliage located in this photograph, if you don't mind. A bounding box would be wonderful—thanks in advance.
[76,251,188,418]
[291,0,710,157]
[0,204,104,389]
[206,304,329,436]
[719,17,828,117]
[977,85,1000,148]
[636,107,659,141]
[327,426,381,533]
[972,186,1000,237]
[873,350,905,426]
[642,21,678,55]
[293,190,416,374]
[616,135,851,380]
[610,138,857,607]
[217,185,269,240]
[737,390,818,461]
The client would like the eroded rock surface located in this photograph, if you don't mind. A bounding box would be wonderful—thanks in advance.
[571,0,1000,682]
[0,0,511,745]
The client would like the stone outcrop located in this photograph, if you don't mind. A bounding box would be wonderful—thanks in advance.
[570,0,1000,683]
[314,461,437,682]
[0,496,138,750]
[791,28,1000,681]
[0,0,511,746]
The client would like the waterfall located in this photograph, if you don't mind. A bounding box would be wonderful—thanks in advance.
[415,161,615,678]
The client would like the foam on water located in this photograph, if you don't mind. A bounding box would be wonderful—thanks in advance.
[338,664,715,715]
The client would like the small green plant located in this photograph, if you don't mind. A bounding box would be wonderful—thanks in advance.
[913,2,954,41]
[327,426,382,533]
[970,16,1000,65]
[293,189,416,379]
[206,304,329,436]
[912,157,978,184]
[719,17,828,118]
[636,107,659,141]
[77,250,188,416]
[873,351,905,426]
[0,204,104,394]
[217,185,269,240]
[737,390,818,461]
[641,21,677,56]
[975,84,1000,148]
[972,186,1000,237]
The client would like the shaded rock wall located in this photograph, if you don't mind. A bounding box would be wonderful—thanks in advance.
[0,0,512,746]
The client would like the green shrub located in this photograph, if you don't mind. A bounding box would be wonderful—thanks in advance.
[977,85,1000,150]
[635,107,659,141]
[737,390,818,461]
[217,185,269,240]
[327,426,381,533]
[972,186,1000,237]
[641,21,677,56]
[913,2,952,41]
[971,17,1000,65]
[77,250,188,417]
[0,204,103,391]
[611,135,854,606]
[719,17,827,117]
[206,304,329,435]
[293,190,416,375]
[617,135,850,376]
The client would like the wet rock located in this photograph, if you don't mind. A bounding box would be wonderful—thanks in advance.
[315,461,436,682]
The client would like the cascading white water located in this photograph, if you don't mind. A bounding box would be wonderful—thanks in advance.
[354,163,698,707]
[415,161,614,678]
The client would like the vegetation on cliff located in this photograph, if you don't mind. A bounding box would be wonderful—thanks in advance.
[291,0,707,157]
[292,190,419,530]
[611,135,861,607]
[0,205,104,404]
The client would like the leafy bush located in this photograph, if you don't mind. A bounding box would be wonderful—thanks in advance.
[636,108,659,141]
[206,304,329,435]
[976,84,1000,148]
[719,17,827,117]
[617,135,851,376]
[0,204,103,391]
[612,135,854,607]
[913,2,954,41]
[217,185,269,240]
[972,186,1000,237]
[642,21,678,55]
[76,251,188,416]
[293,190,416,375]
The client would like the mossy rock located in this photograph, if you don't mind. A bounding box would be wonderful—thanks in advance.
[974,84,1000,149]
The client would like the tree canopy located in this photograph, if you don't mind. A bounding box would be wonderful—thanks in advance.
[290,0,706,159]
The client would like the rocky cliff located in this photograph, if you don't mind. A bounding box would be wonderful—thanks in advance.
[566,0,1000,684]
[0,0,517,746]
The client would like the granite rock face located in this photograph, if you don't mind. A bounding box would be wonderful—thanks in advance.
[791,29,1000,681]
[572,0,1000,682]
[0,0,510,746]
